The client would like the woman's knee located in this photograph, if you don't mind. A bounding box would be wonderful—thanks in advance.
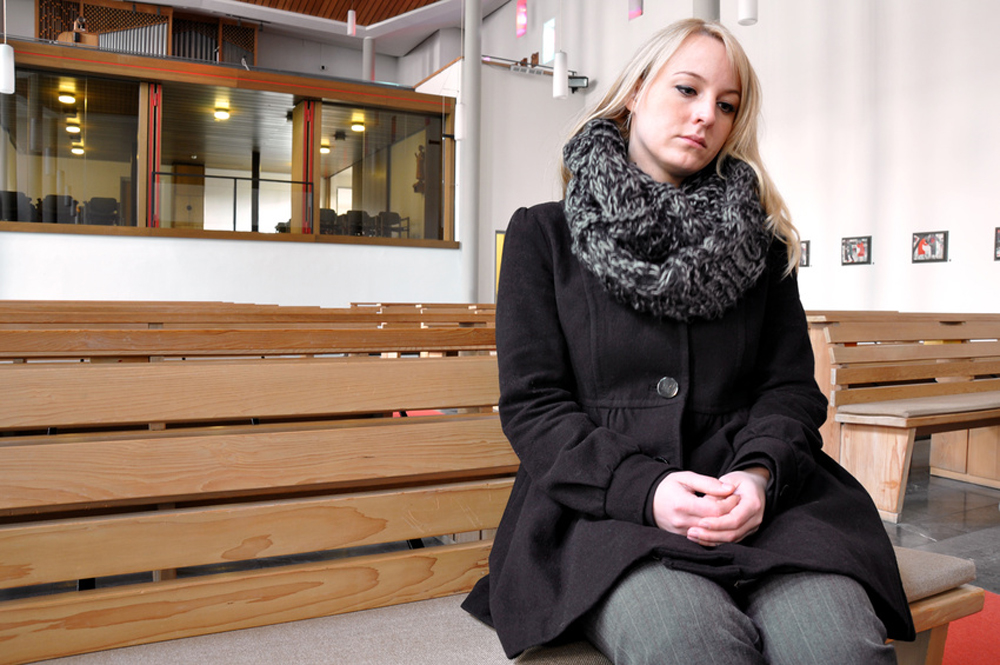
[744,572,896,665]
[581,560,763,665]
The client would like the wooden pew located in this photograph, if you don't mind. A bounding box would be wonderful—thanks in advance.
[819,316,1000,522]
[0,303,985,664]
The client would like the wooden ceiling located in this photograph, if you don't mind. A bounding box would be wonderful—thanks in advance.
[232,0,444,26]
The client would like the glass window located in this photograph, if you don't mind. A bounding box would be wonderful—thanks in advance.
[156,82,301,234]
[319,103,445,240]
[0,69,139,226]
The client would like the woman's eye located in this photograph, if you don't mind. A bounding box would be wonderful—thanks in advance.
[718,101,736,114]
[675,85,696,96]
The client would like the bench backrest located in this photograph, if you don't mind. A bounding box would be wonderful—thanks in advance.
[0,311,512,664]
[824,319,1000,408]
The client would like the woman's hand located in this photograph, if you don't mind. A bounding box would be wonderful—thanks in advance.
[651,471,740,537]
[651,467,770,546]
[685,467,770,546]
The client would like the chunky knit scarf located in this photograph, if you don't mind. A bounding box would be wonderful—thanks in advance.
[563,118,771,322]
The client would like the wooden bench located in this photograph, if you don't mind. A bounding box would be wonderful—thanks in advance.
[0,303,985,664]
[818,315,1000,523]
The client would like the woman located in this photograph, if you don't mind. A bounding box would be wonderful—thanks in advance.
[462,18,914,665]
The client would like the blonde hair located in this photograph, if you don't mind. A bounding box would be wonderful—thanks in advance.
[561,18,801,274]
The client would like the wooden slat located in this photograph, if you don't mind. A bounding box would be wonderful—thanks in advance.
[829,377,1000,407]
[832,358,1000,385]
[0,355,499,430]
[908,584,985,634]
[0,478,514,589]
[0,414,513,512]
[830,340,1000,365]
[0,327,496,358]
[825,320,1000,344]
[0,301,494,327]
[0,541,490,665]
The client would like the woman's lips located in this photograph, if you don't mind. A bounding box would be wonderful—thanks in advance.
[681,134,707,148]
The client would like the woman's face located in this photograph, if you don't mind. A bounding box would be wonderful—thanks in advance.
[626,34,741,186]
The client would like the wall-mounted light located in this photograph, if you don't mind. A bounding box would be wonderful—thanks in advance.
[320,143,330,154]
[351,120,365,132]
[347,9,356,36]
[58,93,76,104]
[214,107,230,120]
[71,145,84,155]
[66,123,81,134]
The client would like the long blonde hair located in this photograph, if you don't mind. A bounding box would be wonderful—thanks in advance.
[561,18,801,274]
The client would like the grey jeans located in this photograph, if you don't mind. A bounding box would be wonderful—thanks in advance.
[580,559,897,665]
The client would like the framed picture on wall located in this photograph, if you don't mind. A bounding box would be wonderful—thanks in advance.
[841,236,872,265]
[495,230,506,299]
[799,240,810,267]
[912,231,948,263]
[995,227,1000,261]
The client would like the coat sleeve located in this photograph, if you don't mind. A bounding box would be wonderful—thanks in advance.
[727,245,828,513]
[495,206,674,525]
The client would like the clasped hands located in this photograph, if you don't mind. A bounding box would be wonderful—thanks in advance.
[651,467,770,546]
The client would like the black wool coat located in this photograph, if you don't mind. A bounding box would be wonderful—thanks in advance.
[462,201,915,658]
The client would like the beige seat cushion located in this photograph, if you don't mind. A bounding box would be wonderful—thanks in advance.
[894,546,977,603]
[837,391,1000,418]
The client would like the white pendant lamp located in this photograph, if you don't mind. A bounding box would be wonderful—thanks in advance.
[738,0,758,26]
[347,9,356,36]
[552,51,568,99]
[1,0,14,95]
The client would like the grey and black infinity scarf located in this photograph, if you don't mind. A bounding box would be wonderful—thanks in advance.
[563,118,771,322]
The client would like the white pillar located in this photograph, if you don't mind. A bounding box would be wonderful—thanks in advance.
[458,0,481,303]
[362,37,375,81]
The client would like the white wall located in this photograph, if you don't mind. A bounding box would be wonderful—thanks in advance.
[477,0,1000,313]
[4,0,1000,312]
[3,0,34,38]
[257,31,399,83]
[396,28,462,87]
[0,232,464,306]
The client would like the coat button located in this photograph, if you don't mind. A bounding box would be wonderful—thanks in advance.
[656,377,680,399]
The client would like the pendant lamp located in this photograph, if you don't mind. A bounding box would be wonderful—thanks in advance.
[1,0,14,95]
[347,9,356,36]
[738,0,758,26]
[552,51,568,99]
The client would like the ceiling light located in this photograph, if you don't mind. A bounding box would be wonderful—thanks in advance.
[351,121,365,132]
[214,107,230,120]
[58,93,76,104]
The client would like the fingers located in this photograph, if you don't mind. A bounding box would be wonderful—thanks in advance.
[652,472,739,535]
[672,471,736,499]
[685,470,768,545]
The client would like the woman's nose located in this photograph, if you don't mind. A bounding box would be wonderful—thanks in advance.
[693,99,716,126]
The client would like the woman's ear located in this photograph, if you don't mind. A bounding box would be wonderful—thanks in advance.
[625,79,644,112]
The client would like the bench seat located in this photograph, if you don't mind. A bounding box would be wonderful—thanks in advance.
[32,547,982,665]
[837,393,1000,420]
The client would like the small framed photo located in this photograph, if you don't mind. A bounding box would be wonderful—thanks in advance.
[995,227,1000,261]
[912,231,948,263]
[841,236,872,265]
[799,240,810,267]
